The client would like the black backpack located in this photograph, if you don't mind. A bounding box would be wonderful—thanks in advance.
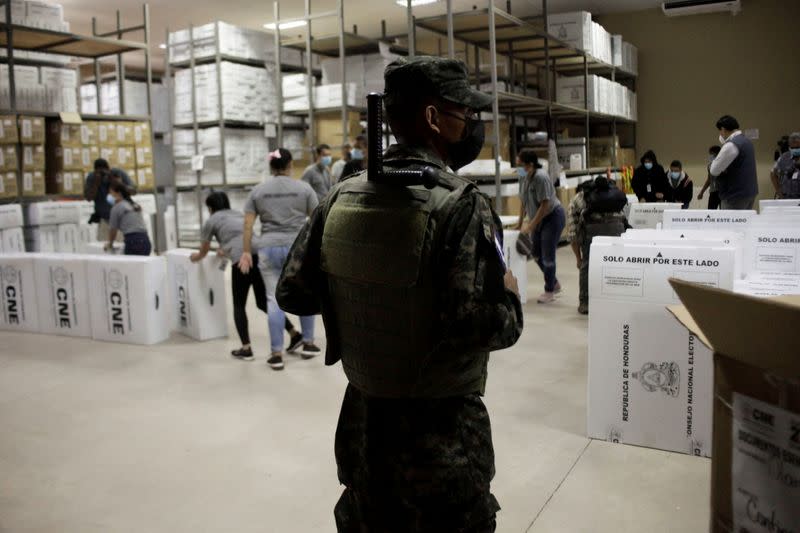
[584,180,628,215]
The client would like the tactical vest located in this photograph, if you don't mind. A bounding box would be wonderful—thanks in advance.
[319,170,489,398]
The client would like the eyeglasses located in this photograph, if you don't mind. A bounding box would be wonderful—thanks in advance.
[440,109,478,123]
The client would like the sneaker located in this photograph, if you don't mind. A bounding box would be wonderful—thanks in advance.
[578,302,589,315]
[537,292,556,304]
[287,332,304,354]
[300,342,321,360]
[231,347,255,361]
[554,281,563,294]
[267,354,285,370]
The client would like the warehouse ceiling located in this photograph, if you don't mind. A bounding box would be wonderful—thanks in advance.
[59,0,663,72]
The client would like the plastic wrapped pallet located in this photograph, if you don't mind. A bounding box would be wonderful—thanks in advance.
[0,252,40,332]
[34,253,92,337]
[172,127,268,185]
[87,255,170,344]
[165,249,228,341]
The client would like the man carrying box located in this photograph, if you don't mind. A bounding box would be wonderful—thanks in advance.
[83,158,136,241]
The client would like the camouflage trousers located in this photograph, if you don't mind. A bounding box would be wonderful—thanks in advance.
[333,384,500,533]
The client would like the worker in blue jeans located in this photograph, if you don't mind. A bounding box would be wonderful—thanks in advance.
[239,148,321,370]
[517,149,566,304]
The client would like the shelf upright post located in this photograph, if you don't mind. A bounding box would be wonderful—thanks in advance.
[305,0,315,159]
[188,22,202,237]
[584,53,590,163]
[446,0,454,59]
[406,0,414,58]
[144,4,153,117]
[5,1,15,112]
[92,17,103,115]
[509,41,516,164]
[116,10,126,115]
[487,0,502,212]
[610,67,617,169]
[543,0,553,140]
[273,1,283,147]
[473,46,480,89]
[338,0,347,154]
[214,21,227,185]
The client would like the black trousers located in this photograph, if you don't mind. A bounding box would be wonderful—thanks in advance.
[230,253,295,346]
[708,191,721,210]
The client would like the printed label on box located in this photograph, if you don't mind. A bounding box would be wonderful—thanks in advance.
[82,148,90,167]
[135,127,143,144]
[99,126,108,142]
[64,173,73,190]
[602,267,645,297]
[24,147,32,166]
[23,173,32,191]
[732,393,800,533]
[63,148,73,167]
[21,119,31,139]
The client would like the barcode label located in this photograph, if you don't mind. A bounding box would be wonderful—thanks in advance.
[117,125,125,142]
[138,170,145,185]
[64,173,73,190]
[24,147,32,165]
[81,125,90,144]
[135,127,143,143]
[82,149,90,167]
[21,120,31,139]
[64,149,73,166]
[23,173,32,191]
[119,149,127,165]
[99,126,107,142]
[137,148,144,162]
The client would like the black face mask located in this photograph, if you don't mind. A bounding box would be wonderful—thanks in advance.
[440,110,485,171]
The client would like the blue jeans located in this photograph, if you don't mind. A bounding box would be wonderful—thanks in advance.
[258,245,315,353]
[532,205,566,293]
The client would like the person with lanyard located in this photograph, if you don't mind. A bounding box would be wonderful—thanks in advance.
[770,132,800,199]
[105,181,151,256]
[631,150,668,202]
[331,143,351,183]
[664,160,693,209]
[238,149,321,370]
[517,149,566,304]
[301,143,334,201]
[698,145,722,209]
[190,191,303,361]
[709,115,759,210]
[83,158,136,241]
[340,135,366,181]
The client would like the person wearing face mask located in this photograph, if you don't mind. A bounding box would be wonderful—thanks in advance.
[83,158,136,242]
[302,143,334,202]
[331,142,351,183]
[275,56,522,532]
[105,181,151,255]
[698,146,722,209]
[709,115,758,210]
[517,149,566,304]
[340,135,367,181]
[631,150,668,203]
[770,132,800,199]
[663,160,693,209]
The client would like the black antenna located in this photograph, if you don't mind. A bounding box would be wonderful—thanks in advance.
[366,92,438,189]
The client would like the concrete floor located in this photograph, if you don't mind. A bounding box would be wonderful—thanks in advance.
[0,247,711,532]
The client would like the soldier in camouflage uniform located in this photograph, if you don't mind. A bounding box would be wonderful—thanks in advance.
[276,56,524,532]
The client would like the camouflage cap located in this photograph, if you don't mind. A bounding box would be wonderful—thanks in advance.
[383,56,493,111]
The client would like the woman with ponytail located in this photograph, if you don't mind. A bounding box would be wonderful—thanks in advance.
[106,181,151,255]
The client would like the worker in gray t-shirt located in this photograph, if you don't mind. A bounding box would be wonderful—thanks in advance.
[191,191,303,361]
[106,181,151,256]
[301,143,333,201]
[516,149,566,304]
[238,148,320,371]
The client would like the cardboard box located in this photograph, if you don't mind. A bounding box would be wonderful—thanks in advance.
[47,120,92,148]
[27,201,79,226]
[0,115,19,143]
[34,254,93,337]
[165,249,229,341]
[47,171,83,195]
[81,146,99,171]
[87,255,170,344]
[133,121,152,147]
[1,226,24,252]
[99,147,116,167]
[668,281,800,533]
[114,122,134,145]
[116,146,135,168]
[0,204,23,229]
[0,145,17,171]
[311,111,362,148]
[21,144,45,171]
[50,145,82,172]
[589,136,621,168]
[662,209,756,232]
[18,116,45,144]
[135,166,154,191]
[135,146,153,168]
[95,122,116,147]
[588,239,738,456]
[627,203,684,229]
[0,253,40,332]
[21,170,45,197]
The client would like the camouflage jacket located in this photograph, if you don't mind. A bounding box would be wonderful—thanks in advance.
[276,143,524,369]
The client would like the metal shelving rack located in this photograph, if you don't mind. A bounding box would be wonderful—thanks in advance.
[405,0,638,210]
[0,2,154,205]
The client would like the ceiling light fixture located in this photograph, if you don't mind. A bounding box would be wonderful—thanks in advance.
[394,0,439,6]
[158,43,166,49]
[263,20,308,31]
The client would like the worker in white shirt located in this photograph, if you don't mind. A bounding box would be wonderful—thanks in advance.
[708,115,759,210]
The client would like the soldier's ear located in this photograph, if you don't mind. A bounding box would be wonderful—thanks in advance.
[425,105,442,135]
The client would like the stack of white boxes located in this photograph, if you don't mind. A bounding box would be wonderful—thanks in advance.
[556,74,637,120]
[0,0,69,31]
[168,21,306,68]
[0,64,78,113]
[587,236,739,456]
[165,249,228,341]
[25,201,78,252]
[0,252,40,332]
[173,127,268,186]
[80,82,170,133]
[547,11,617,65]
[0,204,25,253]
[176,191,203,244]
[173,62,277,125]
[283,82,362,113]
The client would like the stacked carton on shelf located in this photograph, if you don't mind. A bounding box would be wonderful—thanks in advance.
[18,115,46,197]
[0,115,19,200]
[0,204,25,253]
[45,120,92,195]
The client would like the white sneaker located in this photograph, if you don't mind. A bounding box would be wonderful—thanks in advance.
[537,292,556,304]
